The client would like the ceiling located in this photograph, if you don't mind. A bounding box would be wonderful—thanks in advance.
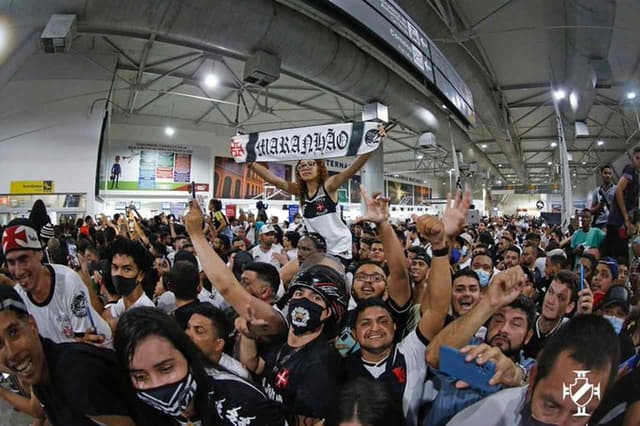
[52,0,640,188]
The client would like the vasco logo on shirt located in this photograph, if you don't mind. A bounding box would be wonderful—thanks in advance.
[71,292,89,317]
[315,201,326,214]
[290,306,310,328]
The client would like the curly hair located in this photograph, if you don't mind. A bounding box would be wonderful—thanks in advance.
[295,160,329,205]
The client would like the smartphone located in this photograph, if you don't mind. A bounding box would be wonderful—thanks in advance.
[73,332,86,338]
[128,219,136,232]
[191,181,196,199]
[67,241,80,269]
[439,346,501,393]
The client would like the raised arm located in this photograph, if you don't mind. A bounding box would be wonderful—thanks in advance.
[417,190,470,340]
[359,185,410,306]
[248,162,298,194]
[185,201,286,335]
[425,266,526,368]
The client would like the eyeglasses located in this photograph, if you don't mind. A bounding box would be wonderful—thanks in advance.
[354,273,386,283]
[297,161,317,170]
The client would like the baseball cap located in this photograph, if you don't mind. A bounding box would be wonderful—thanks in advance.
[459,233,473,246]
[600,285,630,313]
[2,221,42,255]
[599,257,619,280]
[0,285,29,315]
[260,224,276,235]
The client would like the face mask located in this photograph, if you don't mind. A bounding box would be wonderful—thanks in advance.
[604,315,624,335]
[288,297,326,336]
[461,246,468,257]
[112,275,138,296]
[473,269,491,287]
[450,248,461,264]
[137,372,197,417]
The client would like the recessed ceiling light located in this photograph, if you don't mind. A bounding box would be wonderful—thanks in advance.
[416,153,424,160]
[441,181,446,184]
[627,91,637,100]
[498,164,502,167]
[165,126,175,136]
[597,140,604,146]
[442,104,448,109]
[547,161,552,165]
[204,74,219,88]
[581,161,586,165]
[481,144,488,149]
[550,142,557,148]
[394,174,399,177]
[496,180,502,184]
[553,89,566,100]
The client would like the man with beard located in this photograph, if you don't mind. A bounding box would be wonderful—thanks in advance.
[524,270,592,359]
[425,267,534,426]
[449,315,619,426]
[409,251,430,306]
[503,246,521,269]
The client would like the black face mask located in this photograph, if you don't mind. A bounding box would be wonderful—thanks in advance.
[112,275,138,296]
[520,400,557,426]
[287,297,326,336]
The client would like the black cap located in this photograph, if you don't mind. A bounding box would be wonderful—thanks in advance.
[0,285,28,315]
[600,285,630,313]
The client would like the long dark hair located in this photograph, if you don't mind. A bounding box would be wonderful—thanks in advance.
[113,307,214,426]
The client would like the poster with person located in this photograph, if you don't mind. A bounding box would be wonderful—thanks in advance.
[388,181,414,204]
[100,142,209,191]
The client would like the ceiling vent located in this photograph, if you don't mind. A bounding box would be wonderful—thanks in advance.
[243,50,281,86]
[41,14,76,53]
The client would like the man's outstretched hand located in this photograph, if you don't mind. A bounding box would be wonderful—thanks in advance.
[185,200,205,237]
[357,184,390,225]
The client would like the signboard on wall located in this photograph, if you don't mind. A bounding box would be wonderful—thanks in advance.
[11,180,55,194]
[101,142,207,192]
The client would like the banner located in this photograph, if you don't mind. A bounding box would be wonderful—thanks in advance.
[288,204,299,223]
[230,121,382,163]
[11,180,55,194]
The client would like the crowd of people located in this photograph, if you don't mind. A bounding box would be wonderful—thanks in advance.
[0,150,640,425]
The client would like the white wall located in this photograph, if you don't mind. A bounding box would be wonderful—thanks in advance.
[0,49,117,214]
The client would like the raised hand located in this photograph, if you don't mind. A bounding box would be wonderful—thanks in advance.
[184,200,205,237]
[416,215,444,247]
[460,344,523,387]
[358,184,390,225]
[576,285,594,314]
[442,189,472,239]
[485,266,526,310]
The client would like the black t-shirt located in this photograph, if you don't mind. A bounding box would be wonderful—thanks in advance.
[591,364,640,425]
[173,300,201,329]
[259,335,342,425]
[33,338,142,426]
[177,366,285,426]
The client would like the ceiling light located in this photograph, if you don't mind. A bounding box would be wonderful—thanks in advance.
[553,89,566,101]
[393,174,399,177]
[573,185,576,188]
[498,163,502,167]
[442,104,448,109]
[496,180,502,185]
[481,144,488,149]
[627,91,637,100]
[204,73,219,88]
[597,140,604,146]
[442,181,446,184]
[569,91,578,110]
[581,161,586,165]
[547,161,553,165]
[423,180,427,184]
[550,142,557,148]
[416,153,424,160]
[164,126,175,136]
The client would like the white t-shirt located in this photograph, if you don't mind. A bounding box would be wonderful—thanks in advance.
[198,287,229,310]
[155,291,176,315]
[250,244,283,269]
[15,264,112,344]
[110,292,155,319]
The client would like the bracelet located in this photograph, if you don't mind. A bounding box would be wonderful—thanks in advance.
[432,246,449,257]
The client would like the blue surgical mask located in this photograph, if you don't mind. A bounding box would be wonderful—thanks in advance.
[473,269,491,287]
[604,315,624,335]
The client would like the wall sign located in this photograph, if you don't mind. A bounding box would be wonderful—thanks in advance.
[536,200,545,210]
[10,180,55,194]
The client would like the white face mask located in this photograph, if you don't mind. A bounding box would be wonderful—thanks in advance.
[603,315,624,335]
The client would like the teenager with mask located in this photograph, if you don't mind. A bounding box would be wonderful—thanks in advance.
[102,237,155,330]
[114,307,285,426]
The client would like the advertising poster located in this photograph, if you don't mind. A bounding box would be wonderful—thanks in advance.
[101,142,205,191]
[349,176,361,203]
[138,150,157,189]
[156,151,175,181]
[214,157,292,200]
[174,154,192,182]
[388,181,414,204]
[414,186,431,204]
